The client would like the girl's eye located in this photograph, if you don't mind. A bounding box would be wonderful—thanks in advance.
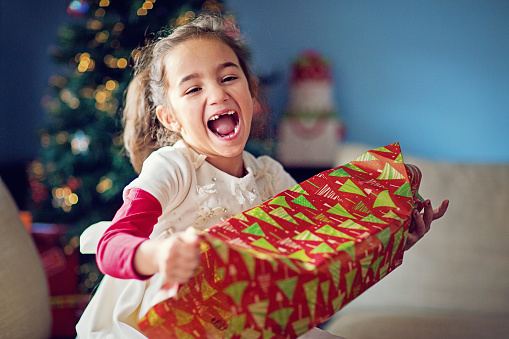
[185,87,201,95]
[222,76,237,83]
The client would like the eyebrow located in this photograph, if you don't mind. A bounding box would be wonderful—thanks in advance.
[178,62,240,87]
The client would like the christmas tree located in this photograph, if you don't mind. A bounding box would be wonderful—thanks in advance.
[28,0,225,237]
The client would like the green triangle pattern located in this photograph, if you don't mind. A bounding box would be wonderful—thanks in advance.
[361,214,388,224]
[268,195,291,209]
[376,227,391,249]
[373,190,397,208]
[173,327,193,338]
[226,314,246,336]
[329,168,351,177]
[263,330,276,339]
[371,256,383,278]
[394,152,404,163]
[382,210,403,222]
[379,262,390,279]
[289,184,308,195]
[268,307,294,331]
[343,163,367,173]
[251,238,279,252]
[288,249,312,262]
[345,268,358,297]
[373,146,392,153]
[303,278,319,321]
[245,207,283,229]
[210,238,229,263]
[242,222,266,237]
[353,201,370,213]
[360,253,374,281]
[240,251,256,279]
[214,265,225,283]
[292,317,311,337]
[291,195,317,210]
[377,163,405,180]
[354,152,379,162]
[247,299,269,328]
[338,179,366,196]
[332,292,346,312]
[224,281,249,306]
[279,258,301,272]
[233,213,249,221]
[309,242,335,254]
[391,228,404,263]
[294,212,316,225]
[394,182,412,198]
[241,329,261,338]
[337,241,355,261]
[316,224,356,239]
[297,261,317,272]
[267,256,278,272]
[321,280,330,305]
[276,277,298,300]
[339,219,368,230]
[314,213,332,223]
[327,203,356,219]
[269,206,298,224]
[293,230,323,242]
[329,260,341,290]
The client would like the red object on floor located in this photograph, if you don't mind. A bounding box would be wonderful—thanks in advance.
[32,223,87,338]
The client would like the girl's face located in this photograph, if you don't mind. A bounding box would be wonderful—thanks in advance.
[159,37,254,166]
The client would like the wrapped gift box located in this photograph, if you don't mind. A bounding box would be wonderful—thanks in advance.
[138,143,422,338]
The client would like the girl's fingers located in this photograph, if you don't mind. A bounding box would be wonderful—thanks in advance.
[165,255,200,283]
[422,200,434,230]
[182,226,200,244]
[433,199,449,220]
[412,210,426,238]
[167,270,196,284]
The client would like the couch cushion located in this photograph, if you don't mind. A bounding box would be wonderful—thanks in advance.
[326,310,509,339]
[0,177,51,339]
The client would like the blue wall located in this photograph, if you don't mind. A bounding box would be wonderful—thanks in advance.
[227,0,509,163]
[0,0,68,165]
[1,1,507,164]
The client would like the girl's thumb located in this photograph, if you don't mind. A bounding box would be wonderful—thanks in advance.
[182,226,199,244]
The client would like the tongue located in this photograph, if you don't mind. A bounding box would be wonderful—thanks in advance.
[209,114,236,136]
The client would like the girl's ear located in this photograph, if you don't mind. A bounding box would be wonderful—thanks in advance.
[156,106,182,132]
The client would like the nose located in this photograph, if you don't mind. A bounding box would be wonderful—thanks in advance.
[208,84,229,105]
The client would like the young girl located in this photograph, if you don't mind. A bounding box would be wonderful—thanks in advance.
[77,14,448,338]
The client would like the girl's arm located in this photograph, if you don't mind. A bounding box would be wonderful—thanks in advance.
[96,188,161,279]
[97,187,200,283]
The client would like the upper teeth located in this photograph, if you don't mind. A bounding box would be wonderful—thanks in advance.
[209,110,235,121]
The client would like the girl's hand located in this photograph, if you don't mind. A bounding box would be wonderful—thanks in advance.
[134,227,201,283]
[156,227,201,283]
[404,199,449,251]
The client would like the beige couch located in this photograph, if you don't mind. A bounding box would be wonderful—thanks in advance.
[325,144,509,338]
[0,177,51,339]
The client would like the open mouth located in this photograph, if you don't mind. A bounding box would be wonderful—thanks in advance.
[207,110,240,138]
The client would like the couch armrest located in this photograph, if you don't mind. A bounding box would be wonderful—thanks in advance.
[0,177,51,339]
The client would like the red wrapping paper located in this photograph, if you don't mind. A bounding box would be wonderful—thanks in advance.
[138,143,423,338]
